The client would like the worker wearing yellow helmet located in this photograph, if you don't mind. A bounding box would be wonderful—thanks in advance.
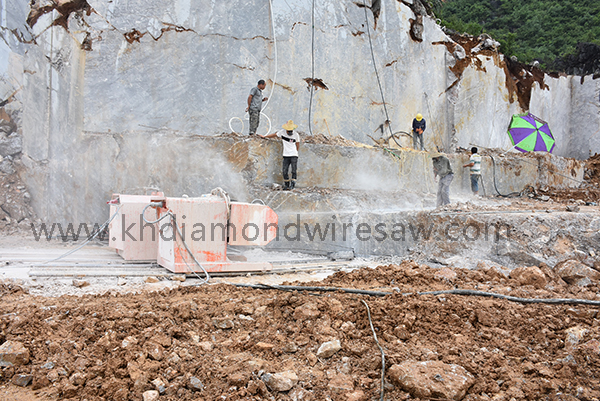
[412,113,426,151]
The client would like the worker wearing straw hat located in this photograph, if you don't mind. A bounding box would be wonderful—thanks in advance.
[260,120,301,190]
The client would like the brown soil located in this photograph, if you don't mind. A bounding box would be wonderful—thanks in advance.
[1,261,599,400]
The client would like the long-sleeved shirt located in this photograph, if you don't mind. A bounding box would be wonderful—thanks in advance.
[412,118,426,132]
[433,156,453,178]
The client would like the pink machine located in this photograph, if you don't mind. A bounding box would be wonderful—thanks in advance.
[108,193,279,273]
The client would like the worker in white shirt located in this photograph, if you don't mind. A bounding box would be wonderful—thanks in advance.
[260,120,301,190]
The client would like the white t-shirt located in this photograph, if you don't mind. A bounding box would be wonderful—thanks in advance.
[276,130,300,157]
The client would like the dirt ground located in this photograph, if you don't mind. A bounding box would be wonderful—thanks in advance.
[1,258,599,401]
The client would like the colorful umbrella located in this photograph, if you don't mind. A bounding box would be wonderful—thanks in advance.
[507,113,555,153]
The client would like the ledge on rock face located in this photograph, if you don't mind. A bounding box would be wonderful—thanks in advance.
[388,360,474,400]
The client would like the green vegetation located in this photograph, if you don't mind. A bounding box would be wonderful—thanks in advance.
[431,0,600,67]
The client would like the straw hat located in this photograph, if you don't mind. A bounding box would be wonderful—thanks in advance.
[282,120,298,131]
[429,151,444,158]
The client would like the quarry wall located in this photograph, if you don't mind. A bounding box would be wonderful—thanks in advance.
[0,0,597,227]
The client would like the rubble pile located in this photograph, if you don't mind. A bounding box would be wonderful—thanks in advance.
[0,110,37,234]
[1,260,599,400]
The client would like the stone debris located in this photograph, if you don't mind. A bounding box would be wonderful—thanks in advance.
[212,318,234,329]
[565,326,589,349]
[145,276,160,283]
[255,342,275,351]
[554,259,600,286]
[388,360,475,400]
[509,266,547,288]
[316,339,342,358]
[0,340,30,367]
[188,376,204,391]
[12,373,33,387]
[143,390,160,401]
[72,279,90,288]
[327,373,354,392]
[262,370,298,392]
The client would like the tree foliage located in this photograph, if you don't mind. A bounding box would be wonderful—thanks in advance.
[433,0,600,67]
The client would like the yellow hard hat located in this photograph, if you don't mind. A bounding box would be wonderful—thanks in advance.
[416,113,423,121]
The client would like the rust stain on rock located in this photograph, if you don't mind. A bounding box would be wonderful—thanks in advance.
[27,0,91,31]
[503,57,549,111]
[436,33,548,111]
[303,78,329,91]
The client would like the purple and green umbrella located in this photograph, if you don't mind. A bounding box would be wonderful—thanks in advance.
[507,113,555,153]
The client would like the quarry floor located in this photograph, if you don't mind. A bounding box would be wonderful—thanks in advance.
[1,192,600,401]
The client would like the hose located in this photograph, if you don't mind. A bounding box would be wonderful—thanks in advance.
[490,155,521,197]
[363,0,394,139]
[43,204,123,264]
[362,300,386,401]
[229,283,600,306]
[228,0,277,136]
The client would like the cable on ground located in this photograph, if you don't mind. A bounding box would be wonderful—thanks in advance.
[43,205,123,264]
[362,300,386,401]
[229,283,600,306]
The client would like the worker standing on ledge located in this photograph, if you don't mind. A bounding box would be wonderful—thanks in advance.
[412,113,426,151]
[431,152,454,207]
[246,79,268,136]
[463,147,482,196]
[261,120,301,190]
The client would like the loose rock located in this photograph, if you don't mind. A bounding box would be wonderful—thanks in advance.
[554,259,600,286]
[262,370,298,392]
[509,266,547,288]
[0,340,30,367]
[143,390,160,401]
[12,374,33,387]
[316,339,341,358]
[388,360,475,400]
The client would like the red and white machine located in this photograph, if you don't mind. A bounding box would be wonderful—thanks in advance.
[108,193,165,262]
[108,192,278,273]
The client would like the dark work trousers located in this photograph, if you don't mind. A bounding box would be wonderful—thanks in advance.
[282,156,298,182]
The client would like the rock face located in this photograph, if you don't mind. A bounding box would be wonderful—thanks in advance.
[388,360,475,400]
[0,0,598,228]
[0,341,30,367]
[554,259,600,286]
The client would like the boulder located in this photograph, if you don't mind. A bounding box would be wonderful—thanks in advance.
[317,339,341,358]
[388,360,474,400]
[0,134,22,157]
[0,341,30,367]
[262,370,298,392]
[12,374,33,387]
[554,259,600,286]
